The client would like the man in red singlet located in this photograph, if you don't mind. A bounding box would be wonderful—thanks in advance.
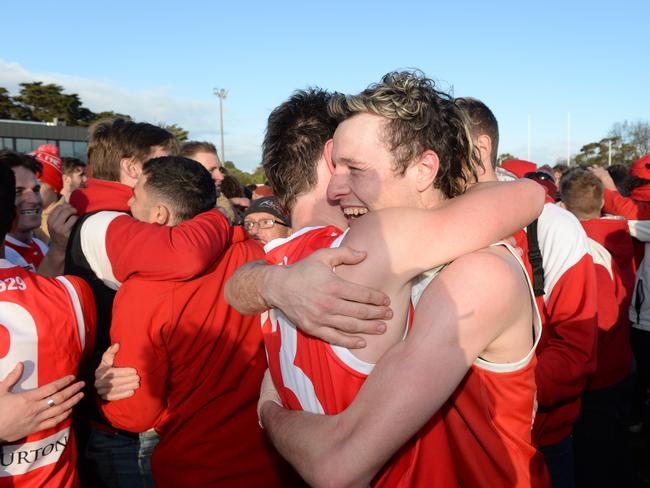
[228,72,549,487]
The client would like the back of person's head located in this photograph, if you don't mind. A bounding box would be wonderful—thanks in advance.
[606,164,630,196]
[0,164,16,243]
[455,97,499,169]
[219,174,244,199]
[61,157,87,175]
[180,141,218,159]
[559,167,604,219]
[329,70,480,198]
[263,88,338,211]
[88,118,179,182]
[141,156,215,222]
[0,150,43,176]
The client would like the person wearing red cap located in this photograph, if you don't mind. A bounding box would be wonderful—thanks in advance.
[32,144,64,243]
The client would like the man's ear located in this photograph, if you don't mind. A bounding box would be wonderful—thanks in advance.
[323,139,335,175]
[415,150,440,192]
[153,204,172,226]
[476,134,492,167]
[120,158,140,181]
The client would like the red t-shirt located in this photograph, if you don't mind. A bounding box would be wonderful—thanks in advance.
[101,228,292,487]
[0,260,95,487]
[263,226,458,487]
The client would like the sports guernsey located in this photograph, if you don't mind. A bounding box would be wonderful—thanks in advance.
[0,260,96,487]
[411,243,551,488]
[4,235,48,272]
[262,225,458,487]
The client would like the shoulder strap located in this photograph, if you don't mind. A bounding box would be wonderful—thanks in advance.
[527,219,545,297]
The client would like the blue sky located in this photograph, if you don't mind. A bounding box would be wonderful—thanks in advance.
[2,0,648,172]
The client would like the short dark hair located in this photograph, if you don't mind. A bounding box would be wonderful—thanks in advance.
[220,174,245,199]
[455,97,500,169]
[61,157,87,176]
[141,156,215,222]
[559,167,604,218]
[263,88,339,211]
[180,141,218,159]
[0,164,16,243]
[0,150,43,176]
[88,118,179,182]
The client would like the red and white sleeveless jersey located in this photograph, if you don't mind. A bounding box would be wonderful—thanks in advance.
[4,235,48,272]
[263,226,458,487]
[411,243,551,488]
[0,260,96,488]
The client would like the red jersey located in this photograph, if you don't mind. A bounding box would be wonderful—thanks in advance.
[0,260,96,487]
[412,243,551,488]
[581,217,634,390]
[4,235,48,272]
[514,203,598,446]
[100,227,292,487]
[263,226,458,487]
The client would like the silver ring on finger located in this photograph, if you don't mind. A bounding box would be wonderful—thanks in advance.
[47,398,56,408]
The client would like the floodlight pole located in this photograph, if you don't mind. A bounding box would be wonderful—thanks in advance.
[213,88,228,162]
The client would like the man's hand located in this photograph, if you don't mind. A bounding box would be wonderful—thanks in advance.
[94,344,140,401]
[257,369,282,428]
[0,362,84,443]
[38,203,79,277]
[47,203,78,250]
[264,246,392,349]
[589,166,617,191]
[229,197,250,208]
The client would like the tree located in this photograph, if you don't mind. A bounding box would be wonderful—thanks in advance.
[13,82,95,126]
[162,123,189,142]
[574,136,638,167]
[0,88,32,120]
[609,120,650,158]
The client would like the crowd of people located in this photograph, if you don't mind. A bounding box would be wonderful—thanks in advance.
[0,69,648,487]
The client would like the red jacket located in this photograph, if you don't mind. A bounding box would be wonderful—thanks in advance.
[515,203,598,446]
[581,217,634,390]
[101,228,294,487]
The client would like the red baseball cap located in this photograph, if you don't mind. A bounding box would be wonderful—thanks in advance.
[629,155,650,180]
[32,144,63,193]
[498,159,538,179]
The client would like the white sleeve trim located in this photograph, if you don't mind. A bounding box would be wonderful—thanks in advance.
[55,276,86,351]
[628,220,650,242]
[79,211,126,290]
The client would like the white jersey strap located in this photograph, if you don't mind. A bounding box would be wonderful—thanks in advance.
[55,276,86,351]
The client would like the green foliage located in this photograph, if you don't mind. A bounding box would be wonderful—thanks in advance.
[223,161,266,186]
[162,123,189,142]
[13,82,95,126]
[497,153,518,164]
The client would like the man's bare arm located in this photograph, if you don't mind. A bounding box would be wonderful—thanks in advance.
[260,251,525,486]
[225,248,392,349]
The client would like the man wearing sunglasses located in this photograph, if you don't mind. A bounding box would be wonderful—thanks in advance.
[243,196,291,245]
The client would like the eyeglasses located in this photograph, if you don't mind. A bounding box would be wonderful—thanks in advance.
[243,219,289,232]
